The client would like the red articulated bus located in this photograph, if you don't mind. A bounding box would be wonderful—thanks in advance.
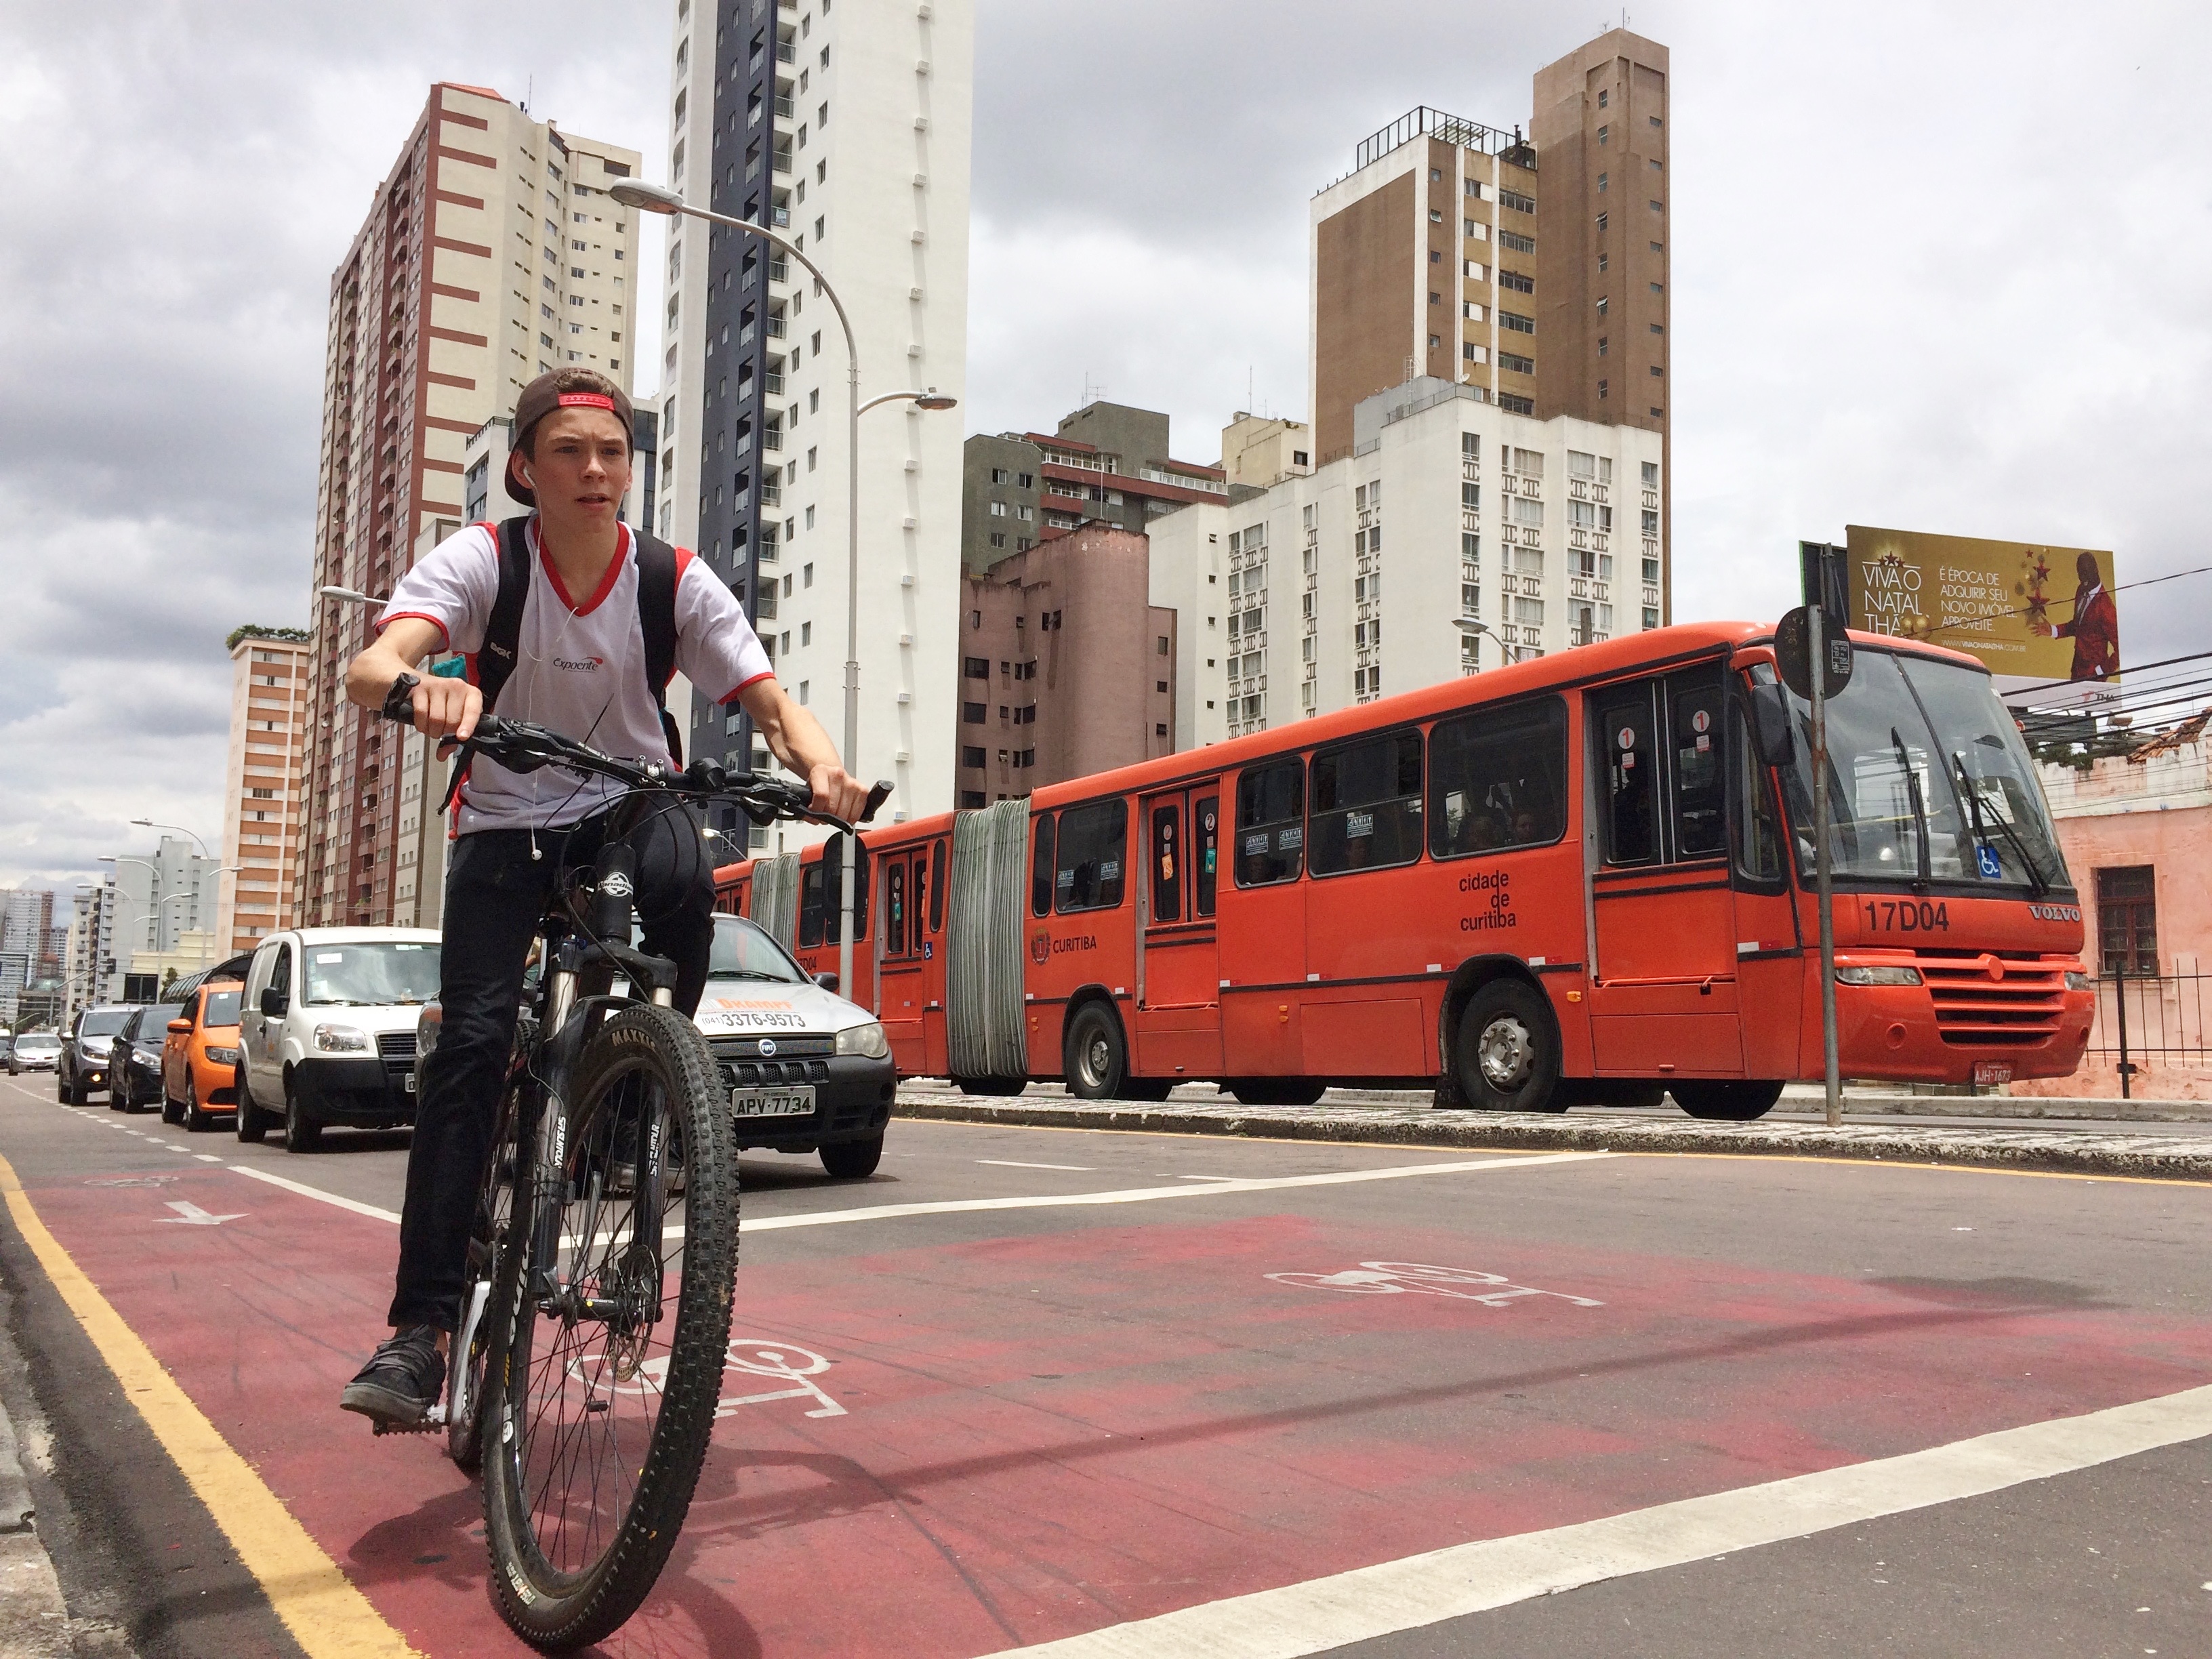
[715,621,2095,1120]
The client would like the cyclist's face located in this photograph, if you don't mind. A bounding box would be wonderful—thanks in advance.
[530,409,632,526]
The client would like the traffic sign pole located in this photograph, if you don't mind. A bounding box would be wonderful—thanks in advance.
[1809,605,1842,1126]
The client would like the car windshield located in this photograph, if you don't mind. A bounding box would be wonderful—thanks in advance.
[79,1010,131,1038]
[142,1006,184,1041]
[20,1038,58,1053]
[1770,651,2070,890]
[302,942,442,1006]
[706,915,807,983]
[203,990,242,1027]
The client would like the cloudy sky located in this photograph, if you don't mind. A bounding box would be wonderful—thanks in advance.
[3,1,2207,895]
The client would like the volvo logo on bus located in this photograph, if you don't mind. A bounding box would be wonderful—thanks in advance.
[2027,903,2082,922]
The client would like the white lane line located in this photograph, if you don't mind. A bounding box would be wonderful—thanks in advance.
[194,1154,222,1164]
[741,1152,1614,1233]
[210,1149,1610,1237]
[977,1160,1095,1172]
[230,1166,403,1225]
[979,1382,2212,1659]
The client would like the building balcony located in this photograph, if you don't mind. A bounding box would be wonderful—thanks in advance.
[763,429,783,450]
[766,316,785,337]
[771,206,790,228]
[768,258,788,285]
[775,96,794,118]
[1643,489,1660,510]
[760,483,781,506]
[755,593,778,619]
[773,150,792,175]
[764,371,784,394]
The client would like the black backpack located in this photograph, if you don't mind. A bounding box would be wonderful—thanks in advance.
[472,516,687,764]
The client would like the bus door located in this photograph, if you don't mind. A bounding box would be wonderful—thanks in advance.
[1134,785,1224,1079]
[1218,756,1307,1076]
[875,845,928,1067]
[1586,668,1746,1077]
[920,835,951,1076]
[1727,678,1803,1079]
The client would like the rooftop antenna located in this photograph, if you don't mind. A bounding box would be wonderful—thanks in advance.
[523,74,532,114]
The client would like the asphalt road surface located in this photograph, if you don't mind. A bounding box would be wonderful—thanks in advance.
[0,1069,2206,1659]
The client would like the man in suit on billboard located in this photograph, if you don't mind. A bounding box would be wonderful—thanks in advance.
[2041,552,2119,681]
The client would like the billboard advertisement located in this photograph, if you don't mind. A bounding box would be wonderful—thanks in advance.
[1844,525,2119,687]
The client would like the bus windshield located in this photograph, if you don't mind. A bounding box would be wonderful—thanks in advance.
[1770,651,2070,893]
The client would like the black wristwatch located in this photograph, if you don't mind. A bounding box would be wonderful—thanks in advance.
[382,672,421,722]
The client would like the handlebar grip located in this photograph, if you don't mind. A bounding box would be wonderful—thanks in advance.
[860,781,894,824]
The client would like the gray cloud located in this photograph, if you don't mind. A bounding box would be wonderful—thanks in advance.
[5,0,2207,899]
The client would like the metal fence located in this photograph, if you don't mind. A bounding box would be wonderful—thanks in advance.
[2083,972,2211,1098]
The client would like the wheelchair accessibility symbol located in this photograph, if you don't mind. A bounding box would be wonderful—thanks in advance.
[1267,1261,1603,1308]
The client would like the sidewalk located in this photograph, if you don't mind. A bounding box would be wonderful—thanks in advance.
[0,1295,96,1659]
[894,1083,2212,1183]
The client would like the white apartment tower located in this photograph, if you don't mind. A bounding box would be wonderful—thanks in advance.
[659,0,973,834]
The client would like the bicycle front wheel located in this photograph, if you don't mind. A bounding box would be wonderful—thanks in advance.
[482,1003,737,1650]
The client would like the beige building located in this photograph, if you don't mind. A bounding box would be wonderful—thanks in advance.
[1221,412,1313,491]
[297,83,641,928]
[217,630,310,949]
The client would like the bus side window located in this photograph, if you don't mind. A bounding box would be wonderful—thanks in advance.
[1031,813,1057,918]
[1731,701,1784,882]
[1597,688,1659,864]
[1235,758,1305,886]
[1150,803,1183,923]
[929,838,947,933]
[1670,674,1727,858]
[1194,796,1219,917]
[798,860,826,948]
[1429,695,1568,857]
[1309,729,1424,876]
[821,835,869,943]
[886,861,907,955]
[1057,800,1129,912]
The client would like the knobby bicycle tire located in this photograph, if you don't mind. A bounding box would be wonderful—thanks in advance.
[481,1003,738,1650]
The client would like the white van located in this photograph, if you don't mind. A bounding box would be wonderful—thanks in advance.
[239,928,441,1151]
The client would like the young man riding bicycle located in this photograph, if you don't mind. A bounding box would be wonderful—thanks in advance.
[337,368,869,1429]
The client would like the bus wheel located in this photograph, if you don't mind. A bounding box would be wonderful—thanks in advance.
[1670,1080,1784,1121]
[1063,1004,1131,1101]
[1455,982,1563,1113]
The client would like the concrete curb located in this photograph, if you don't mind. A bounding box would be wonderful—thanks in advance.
[893,1091,2212,1183]
[0,1315,73,1655]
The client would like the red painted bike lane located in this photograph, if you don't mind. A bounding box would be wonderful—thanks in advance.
[26,1164,2212,1658]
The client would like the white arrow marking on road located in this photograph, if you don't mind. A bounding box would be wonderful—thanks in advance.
[159,1200,245,1227]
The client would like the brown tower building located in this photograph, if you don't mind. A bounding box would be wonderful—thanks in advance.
[296,84,639,927]
[1532,28,1671,619]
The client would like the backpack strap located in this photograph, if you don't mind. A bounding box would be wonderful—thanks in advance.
[471,517,534,716]
[631,528,689,766]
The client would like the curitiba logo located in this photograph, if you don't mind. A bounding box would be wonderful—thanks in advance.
[600,870,635,899]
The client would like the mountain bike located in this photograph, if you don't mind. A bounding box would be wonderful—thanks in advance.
[389,710,886,1650]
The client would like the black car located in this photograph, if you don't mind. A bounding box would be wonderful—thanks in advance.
[60,1006,137,1103]
[110,1003,184,1113]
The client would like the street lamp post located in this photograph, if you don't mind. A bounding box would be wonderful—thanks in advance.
[611,178,956,999]
[1452,614,1523,668]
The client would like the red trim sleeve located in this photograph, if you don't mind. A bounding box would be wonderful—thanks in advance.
[375,611,451,651]
[719,669,777,705]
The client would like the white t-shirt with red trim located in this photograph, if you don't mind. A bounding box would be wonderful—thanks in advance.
[377,519,774,834]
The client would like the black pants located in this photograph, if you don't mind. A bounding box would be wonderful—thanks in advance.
[387,802,715,1330]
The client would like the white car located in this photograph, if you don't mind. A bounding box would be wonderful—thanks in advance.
[690,914,896,1178]
[9,1033,62,1075]
[237,927,441,1151]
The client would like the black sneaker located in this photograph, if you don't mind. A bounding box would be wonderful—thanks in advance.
[340,1327,446,1431]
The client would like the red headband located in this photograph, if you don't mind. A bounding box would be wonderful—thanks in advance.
[557,392,617,411]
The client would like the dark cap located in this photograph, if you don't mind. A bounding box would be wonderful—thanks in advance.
[506,370,634,508]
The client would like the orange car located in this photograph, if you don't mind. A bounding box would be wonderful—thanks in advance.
[163,980,243,1132]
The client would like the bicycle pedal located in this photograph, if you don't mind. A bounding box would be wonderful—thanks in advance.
[370,1416,442,1437]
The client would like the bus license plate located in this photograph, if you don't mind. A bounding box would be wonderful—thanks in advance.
[1973,1061,2012,1087]
[733,1086,815,1118]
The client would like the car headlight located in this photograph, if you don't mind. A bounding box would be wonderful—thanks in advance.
[835,1021,890,1059]
[1835,965,1923,986]
[314,1023,371,1053]
[2064,970,2093,992]
[203,1046,241,1065]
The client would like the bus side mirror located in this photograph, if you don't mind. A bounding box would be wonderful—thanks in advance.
[1750,683,1795,766]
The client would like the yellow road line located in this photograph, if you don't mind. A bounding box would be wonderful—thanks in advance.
[0,1151,422,1658]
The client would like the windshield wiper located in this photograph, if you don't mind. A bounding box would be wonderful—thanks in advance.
[1953,752,2049,897]
[708,970,798,983]
[1890,728,1931,889]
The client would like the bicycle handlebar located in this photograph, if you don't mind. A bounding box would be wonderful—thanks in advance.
[382,704,889,834]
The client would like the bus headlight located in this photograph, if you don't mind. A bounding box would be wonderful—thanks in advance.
[2064,971,2093,991]
[835,1022,890,1059]
[1835,965,1923,986]
[314,1023,371,1052]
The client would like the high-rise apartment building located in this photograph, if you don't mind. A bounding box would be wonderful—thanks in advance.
[1533,28,1670,618]
[218,629,309,949]
[960,401,1229,577]
[0,889,54,975]
[1151,378,1662,745]
[661,0,974,832]
[297,83,640,926]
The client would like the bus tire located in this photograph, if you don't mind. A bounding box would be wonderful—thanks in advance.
[1229,1080,1327,1107]
[1670,1080,1784,1121]
[1063,1003,1131,1101]
[1455,981,1563,1113]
